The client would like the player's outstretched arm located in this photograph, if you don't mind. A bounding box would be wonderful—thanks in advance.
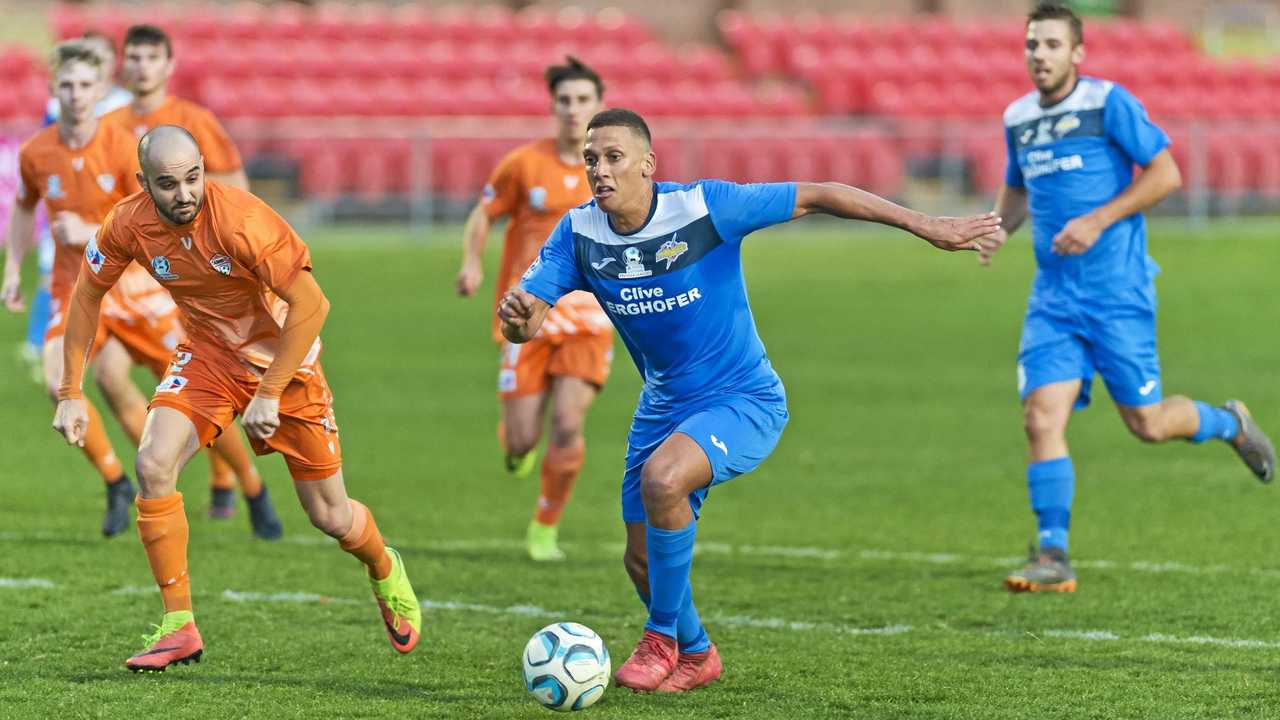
[53,272,110,446]
[457,203,491,297]
[791,182,1001,251]
[1052,149,1181,256]
[245,271,330,439]
[498,288,550,344]
[978,184,1029,266]
[1,203,36,311]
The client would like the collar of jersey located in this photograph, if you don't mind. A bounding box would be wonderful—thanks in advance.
[606,184,660,238]
[1038,77,1082,111]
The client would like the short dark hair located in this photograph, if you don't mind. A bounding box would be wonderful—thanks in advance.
[586,108,651,146]
[124,24,173,57]
[1028,2,1084,46]
[545,56,604,99]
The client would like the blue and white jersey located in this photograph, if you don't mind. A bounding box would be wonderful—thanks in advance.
[1004,76,1170,296]
[520,180,796,410]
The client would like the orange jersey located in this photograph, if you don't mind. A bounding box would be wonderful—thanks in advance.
[104,96,242,174]
[482,138,609,341]
[16,122,142,298]
[83,181,319,381]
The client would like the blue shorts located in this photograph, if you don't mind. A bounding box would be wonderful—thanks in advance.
[621,387,789,524]
[1017,285,1162,410]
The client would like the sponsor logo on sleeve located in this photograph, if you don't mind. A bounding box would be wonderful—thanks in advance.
[96,174,115,193]
[85,239,105,274]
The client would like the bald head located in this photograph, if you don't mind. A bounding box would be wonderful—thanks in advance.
[138,125,200,176]
[138,125,206,225]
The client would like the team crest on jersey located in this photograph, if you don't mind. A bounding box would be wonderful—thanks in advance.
[71,157,84,171]
[85,239,105,274]
[529,186,547,210]
[154,375,188,394]
[655,235,689,270]
[1054,113,1081,138]
[96,174,115,193]
[563,174,579,189]
[617,246,651,279]
[210,254,233,276]
[151,255,179,281]
[46,174,65,199]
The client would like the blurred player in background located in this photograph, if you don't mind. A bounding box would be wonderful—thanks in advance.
[53,126,421,671]
[456,57,614,562]
[502,108,999,692]
[107,24,248,190]
[979,2,1276,593]
[107,23,263,519]
[2,41,281,541]
[19,31,132,381]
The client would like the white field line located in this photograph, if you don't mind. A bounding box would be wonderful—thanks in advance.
[212,584,1280,652]
[283,534,1280,580]
[7,529,1280,580]
[0,577,55,589]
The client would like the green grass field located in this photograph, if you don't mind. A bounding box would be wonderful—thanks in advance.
[2,221,1279,719]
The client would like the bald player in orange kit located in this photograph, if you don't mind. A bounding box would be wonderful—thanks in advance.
[2,40,279,541]
[53,126,422,672]
[456,57,614,562]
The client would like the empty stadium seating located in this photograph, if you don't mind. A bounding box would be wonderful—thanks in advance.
[2,4,1277,201]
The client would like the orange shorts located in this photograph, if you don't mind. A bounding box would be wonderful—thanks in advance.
[498,331,614,400]
[149,345,342,481]
[45,294,182,377]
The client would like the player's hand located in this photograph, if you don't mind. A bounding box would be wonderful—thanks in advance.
[497,289,537,328]
[0,266,23,312]
[977,227,1009,267]
[52,398,89,447]
[50,211,90,247]
[456,262,483,297]
[1051,214,1103,255]
[915,212,1003,252]
[242,395,282,439]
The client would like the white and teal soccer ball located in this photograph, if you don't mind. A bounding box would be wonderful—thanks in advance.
[522,622,611,712]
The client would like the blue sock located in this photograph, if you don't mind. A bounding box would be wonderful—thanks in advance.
[1028,457,1074,552]
[25,287,50,349]
[636,586,708,653]
[1190,401,1240,443]
[644,520,696,640]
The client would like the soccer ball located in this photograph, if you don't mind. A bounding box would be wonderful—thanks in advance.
[522,622,611,712]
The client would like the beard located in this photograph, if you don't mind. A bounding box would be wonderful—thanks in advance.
[156,194,202,225]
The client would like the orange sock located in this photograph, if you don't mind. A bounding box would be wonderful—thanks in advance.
[339,499,392,580]
[82,401,125,483]
[534,440,585,526]
[136,493,192,613]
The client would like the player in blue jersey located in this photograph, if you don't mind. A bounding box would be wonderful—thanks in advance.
[501,108,1000,692]
[979,3,1276,594]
